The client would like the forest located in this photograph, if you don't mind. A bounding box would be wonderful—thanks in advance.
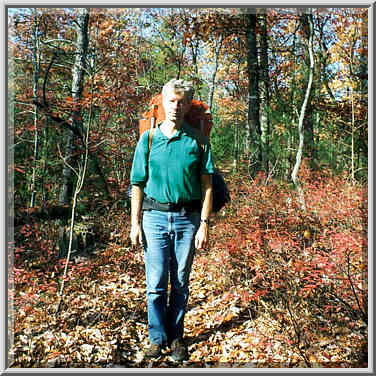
[8,7,368,368]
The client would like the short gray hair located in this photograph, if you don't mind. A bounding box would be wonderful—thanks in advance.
[162,79,194,100]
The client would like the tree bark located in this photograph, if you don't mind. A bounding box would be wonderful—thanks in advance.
[317,16,336,103]
[59,8,89,206]
[233,119,239,171]
[291,10,315,211]
[208,35,223,114]
[245,11,261,177]
[350,84,355,185]
[190,39,201,99]
[258,11,270,174]
[287,21,298,180]
[301,12,315,166]
[303,92,315,164]
[40,117,50,206]
[30,10,40,208]
[57,8,89,259]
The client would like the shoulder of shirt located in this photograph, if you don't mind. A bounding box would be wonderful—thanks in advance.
[137,130,150,150]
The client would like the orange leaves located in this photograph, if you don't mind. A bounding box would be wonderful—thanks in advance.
[13,165,26,174]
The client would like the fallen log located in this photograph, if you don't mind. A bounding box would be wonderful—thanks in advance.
[14,205,71,227]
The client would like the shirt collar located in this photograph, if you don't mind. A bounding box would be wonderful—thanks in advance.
[155,122,187,141]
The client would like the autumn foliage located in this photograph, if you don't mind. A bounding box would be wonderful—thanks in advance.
[9,7,368,369]
[10,163,367,367]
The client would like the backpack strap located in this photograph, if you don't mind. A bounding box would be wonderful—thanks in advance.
[143,126,155,189]
[147,127,155,156]
[147,109,156,154]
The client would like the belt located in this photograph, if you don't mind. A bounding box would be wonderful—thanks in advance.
[142,196,201,212]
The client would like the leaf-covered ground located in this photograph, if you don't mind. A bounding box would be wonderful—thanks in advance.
[10,168,368,368]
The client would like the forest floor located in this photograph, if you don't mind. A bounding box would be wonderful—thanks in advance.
[10,167,368,368]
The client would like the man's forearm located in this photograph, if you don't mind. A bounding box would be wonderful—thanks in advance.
[131,185,144,226]
[200,175,213,221]
[201,188,212,220]
[195,174,212,250]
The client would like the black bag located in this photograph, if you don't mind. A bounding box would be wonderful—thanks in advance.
[211,170,231,213]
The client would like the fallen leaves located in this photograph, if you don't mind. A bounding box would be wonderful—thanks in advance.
[10,172,368,368]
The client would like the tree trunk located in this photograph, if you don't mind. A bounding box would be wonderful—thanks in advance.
[233,110,239,171]
[190,39,201,100]
[58,8,89,258]
[291,10,315,211]
[58,8,89,206]
[303,94,315,164]
[317,16,336,103]
[176,44,186,81]
[350,84,355,184]
[287,22,298,180]
[301,12,315,167]
[245,11,261,177]
[258,11,270,174]
[301,13,315,168]
[208,35,223,114]
[30,10,40,208]
[41,117,50,206]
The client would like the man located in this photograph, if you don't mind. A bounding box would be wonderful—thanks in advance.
[130,79,214,362]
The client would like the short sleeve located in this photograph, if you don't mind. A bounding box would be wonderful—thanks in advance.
[130,131,150,187]
[200,141,215,175]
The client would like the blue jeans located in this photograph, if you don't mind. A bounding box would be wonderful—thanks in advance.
[142,209,200,345]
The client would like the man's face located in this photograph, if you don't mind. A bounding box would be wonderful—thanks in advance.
[162,90,192,123]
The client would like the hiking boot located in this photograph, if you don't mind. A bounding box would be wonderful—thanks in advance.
[170,338,189,362]
[144,343,162,360]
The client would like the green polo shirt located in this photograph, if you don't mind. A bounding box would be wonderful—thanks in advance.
[130,122,214,204]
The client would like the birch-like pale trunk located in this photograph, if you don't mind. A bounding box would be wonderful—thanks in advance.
[291,11,314,211]
[258,12,270,174]
[208,35,222,114]
[30,10,40,208]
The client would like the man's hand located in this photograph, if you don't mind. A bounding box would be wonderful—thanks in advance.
[196,173,212,250]
[130,223,143,247]
[130,185,144,247]
[195,222,209,250]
